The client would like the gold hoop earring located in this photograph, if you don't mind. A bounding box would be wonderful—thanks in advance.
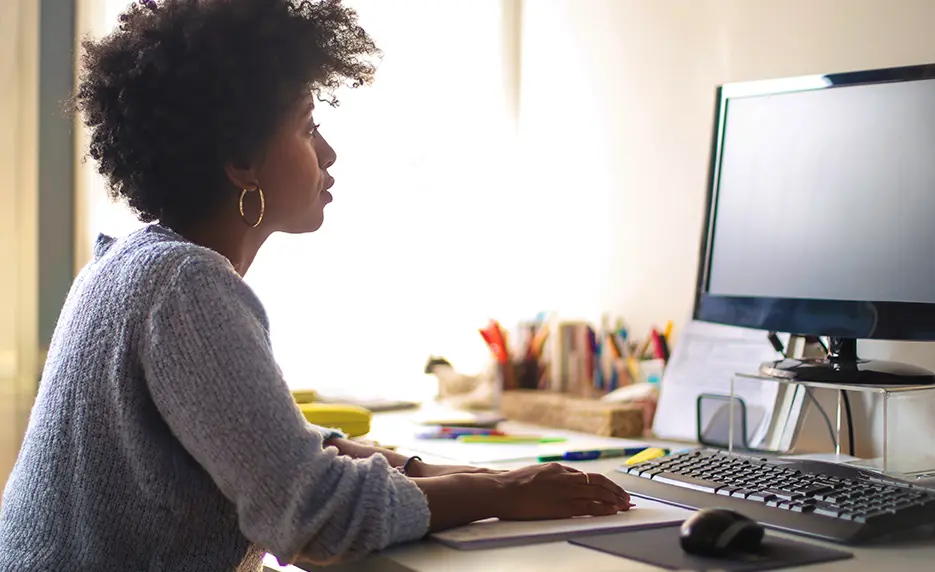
[238,187,265,228]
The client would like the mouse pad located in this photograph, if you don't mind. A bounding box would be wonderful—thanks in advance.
[569,525,853,571]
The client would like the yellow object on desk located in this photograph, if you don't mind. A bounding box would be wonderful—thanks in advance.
[296,403,371,437]
[625,447,668,465]
[291,389,318,404]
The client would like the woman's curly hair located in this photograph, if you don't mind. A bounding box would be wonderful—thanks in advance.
[76,0,379,227]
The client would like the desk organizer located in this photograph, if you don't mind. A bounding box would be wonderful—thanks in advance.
[499,389,644,437]
[731,373,935,480]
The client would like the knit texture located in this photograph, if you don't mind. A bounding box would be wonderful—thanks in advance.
[0,225,430,571]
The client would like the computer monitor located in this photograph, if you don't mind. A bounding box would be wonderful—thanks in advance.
[694,63,935,385]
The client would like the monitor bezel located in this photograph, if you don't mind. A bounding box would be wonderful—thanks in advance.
[693,62,935,341]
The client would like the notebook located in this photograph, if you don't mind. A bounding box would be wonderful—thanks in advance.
[431,497,692,549]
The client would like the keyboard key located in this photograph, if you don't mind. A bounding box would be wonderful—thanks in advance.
[814,503,843,518]
[762,489,804,501]
[652,473,724,493]
[795,485,834,497]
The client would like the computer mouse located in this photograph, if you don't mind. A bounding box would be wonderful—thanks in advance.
[679,508,765,557]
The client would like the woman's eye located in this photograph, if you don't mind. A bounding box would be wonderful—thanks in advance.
[308,123,321,137]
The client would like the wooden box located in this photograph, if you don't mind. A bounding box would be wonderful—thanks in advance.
[499,390,644,437]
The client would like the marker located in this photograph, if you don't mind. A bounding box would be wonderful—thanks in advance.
[625,447,669,465]
[537,447,651,462]
[457,435,567,444]
[650,328,670,362]
[663,320,674,341]
[416,428,505,439]
[626,356,640,382]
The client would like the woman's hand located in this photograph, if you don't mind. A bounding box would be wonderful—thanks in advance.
[493,463,632,520]
[413,463,632,532]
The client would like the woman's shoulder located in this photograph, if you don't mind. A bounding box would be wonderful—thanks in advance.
[85,224,240,299]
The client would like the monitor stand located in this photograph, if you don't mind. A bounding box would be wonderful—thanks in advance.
[759,337,935,386]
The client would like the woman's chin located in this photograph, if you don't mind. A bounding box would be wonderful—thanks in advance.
[280,210,325,234]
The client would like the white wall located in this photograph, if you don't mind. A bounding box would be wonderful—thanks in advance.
[518,0,935,457]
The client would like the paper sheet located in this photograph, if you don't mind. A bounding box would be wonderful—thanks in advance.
[652,320,783,446]
[431,497,691,549]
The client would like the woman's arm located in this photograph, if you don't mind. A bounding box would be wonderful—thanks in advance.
[142,256,430,567]
[324,437,500,477]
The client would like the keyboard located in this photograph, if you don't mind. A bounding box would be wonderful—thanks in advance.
[615,448,935,544]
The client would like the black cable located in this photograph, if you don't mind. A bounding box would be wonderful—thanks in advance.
[841,390,855,455]
[816,336,856,456]
[803,387,837,450]
[767,332,838,450]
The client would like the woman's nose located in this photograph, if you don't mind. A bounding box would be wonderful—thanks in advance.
[317,133,337,170]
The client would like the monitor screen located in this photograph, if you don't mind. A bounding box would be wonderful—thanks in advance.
[695,64,935,341]
[709,78,935,304]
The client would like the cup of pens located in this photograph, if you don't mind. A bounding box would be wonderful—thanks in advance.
[479,318,549,392]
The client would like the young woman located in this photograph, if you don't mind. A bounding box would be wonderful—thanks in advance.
[0,1,630,570]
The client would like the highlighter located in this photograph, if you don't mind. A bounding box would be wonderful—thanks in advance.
[624,447,669,465]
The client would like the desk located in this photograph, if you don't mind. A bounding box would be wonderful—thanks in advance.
[266,412,935,572]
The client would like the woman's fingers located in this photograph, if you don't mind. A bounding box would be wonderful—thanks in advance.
[572,484,629,508]
[585,472,630,504]
[569,500,621,517]
[562,471,630,504]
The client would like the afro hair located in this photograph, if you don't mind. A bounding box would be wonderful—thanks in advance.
[75,0,380,228]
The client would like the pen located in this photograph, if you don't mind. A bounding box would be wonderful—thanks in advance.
[416,428,505,439]
[635,334,652,360]
[457,435,567,444]
[605,331,622,360]
[589,327,603,390]
[537,447,651,462]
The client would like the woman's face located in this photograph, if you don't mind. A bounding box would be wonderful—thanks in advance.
[253,97,337,234]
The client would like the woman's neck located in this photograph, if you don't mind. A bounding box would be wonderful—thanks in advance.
[169,215,271,277]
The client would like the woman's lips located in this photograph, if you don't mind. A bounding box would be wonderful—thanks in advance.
[320,176,335,203]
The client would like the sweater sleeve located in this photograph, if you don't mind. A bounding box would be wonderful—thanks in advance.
[139,254,430,565]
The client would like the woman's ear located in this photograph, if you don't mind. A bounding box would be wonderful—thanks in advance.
[224,158,259,191]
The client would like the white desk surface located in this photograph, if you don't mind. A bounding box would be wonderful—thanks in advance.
[268,411,935,572]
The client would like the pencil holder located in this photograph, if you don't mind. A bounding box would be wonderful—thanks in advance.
[513,358,542,390]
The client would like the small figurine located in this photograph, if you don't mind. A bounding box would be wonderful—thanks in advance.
[424,356,498,410]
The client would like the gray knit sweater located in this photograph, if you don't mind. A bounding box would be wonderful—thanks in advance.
[0,225,430,571]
